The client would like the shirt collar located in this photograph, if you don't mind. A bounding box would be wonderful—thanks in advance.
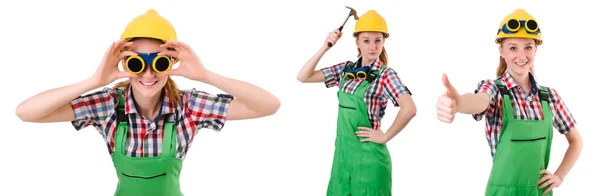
[351,57,384,70]
[124,86,176,117]
[500,70,541,94]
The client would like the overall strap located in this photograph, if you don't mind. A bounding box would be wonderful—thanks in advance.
[114,88,128,155]
[339,61,354,89]
[161,111,178,158]
[538,86,552,122]
[365,64,387,83]
[538,86,549,102]
[493,80,515,121]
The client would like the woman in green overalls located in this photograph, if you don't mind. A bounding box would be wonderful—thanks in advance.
[435,9,583,196]
[297,10,417,195]
[16,9,280,196]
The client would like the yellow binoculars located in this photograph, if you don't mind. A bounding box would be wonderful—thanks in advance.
[345,66,371,80]
[501,19,540,35]
[125,52,173,74]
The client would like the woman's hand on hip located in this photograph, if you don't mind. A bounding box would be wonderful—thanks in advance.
[91,39,138,87]
[158,40,210,83]
[356,127,388,144]
[436,73,460,123]
[538,170,563,194]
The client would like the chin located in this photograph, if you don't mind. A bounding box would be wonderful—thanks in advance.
[132,81,164,97]
[509,65,531,76]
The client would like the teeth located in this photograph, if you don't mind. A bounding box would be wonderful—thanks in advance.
[515,62,527,66]
[140,81,157,86]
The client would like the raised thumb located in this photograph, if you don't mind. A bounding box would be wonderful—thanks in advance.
[442,73,459,99]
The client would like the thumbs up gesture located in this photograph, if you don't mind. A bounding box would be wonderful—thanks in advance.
[437,73,460,123]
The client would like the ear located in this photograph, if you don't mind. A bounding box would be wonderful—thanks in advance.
[498,45,503,57]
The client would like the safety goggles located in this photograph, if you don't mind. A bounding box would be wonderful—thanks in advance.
[500,19,540,35]
[125,52,173,74]
[345,66,371,80]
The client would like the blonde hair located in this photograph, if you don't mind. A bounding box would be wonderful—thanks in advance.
[113,77,181,107]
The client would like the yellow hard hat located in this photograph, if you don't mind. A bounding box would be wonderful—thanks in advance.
[353,10,389,38]
[121,9,177,42]
[495,9,542,45]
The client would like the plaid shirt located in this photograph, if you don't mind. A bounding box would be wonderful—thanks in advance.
[70,86,233,159]
[320,58,411,130]
[473,71,577,158]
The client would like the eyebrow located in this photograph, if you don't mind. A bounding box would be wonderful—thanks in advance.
[507,43,534,46]
[361,37,382,39]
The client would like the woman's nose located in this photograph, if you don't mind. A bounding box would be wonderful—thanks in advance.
[142,66,156,77]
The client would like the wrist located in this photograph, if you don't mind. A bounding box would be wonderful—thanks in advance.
[84,77,102,90]
[555,172,566,182]
[320,45,330,53]
[383,131,392,143]
[201,70,221,85]
[455,94,464,113]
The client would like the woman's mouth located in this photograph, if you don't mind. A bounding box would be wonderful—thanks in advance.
[515,61,528,67]
[139,81,157,87]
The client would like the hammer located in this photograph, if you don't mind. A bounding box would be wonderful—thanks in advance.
[328,6,359,47]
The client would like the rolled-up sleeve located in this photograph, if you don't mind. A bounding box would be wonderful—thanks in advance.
[70,87,117,131]
[547,88,577,134]
[472,79,499,121]
[183,88,234,132]
[319,62,347,88]
[381,68,411,107]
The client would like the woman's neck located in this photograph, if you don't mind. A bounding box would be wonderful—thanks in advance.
[361,56,376,67]
[131,90,162,121]
[511,71,532,94]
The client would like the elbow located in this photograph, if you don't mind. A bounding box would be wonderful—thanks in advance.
[265,97,281,115]
[15,105,32,122]
[296,75,307,83]
[406,106,417,119]
[400,104,417,120]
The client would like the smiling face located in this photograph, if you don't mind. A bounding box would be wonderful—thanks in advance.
[125,38,169,99]
[499,37,538,78]
[355,32,385,63]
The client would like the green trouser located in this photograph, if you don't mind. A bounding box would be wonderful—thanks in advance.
[327,65,392,196]
[485,80,553,196]
[111,89,183,196]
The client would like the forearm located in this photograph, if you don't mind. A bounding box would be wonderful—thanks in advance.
[204,70,280,114]
[456,93,489,114]
[384,106,417,143]
[16,78,100,121]
[553,137,583,181]
[296,46,328,82]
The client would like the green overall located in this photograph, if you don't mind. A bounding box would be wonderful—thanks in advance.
[485,80,553,196]
[110,89,184,196]
[327,62,392,196]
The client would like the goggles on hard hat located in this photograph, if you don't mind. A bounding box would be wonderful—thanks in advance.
[125,52,173,74]
[345,66,371,80]
[499,19,540,35]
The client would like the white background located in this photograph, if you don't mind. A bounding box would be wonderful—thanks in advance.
[1,0,597,195]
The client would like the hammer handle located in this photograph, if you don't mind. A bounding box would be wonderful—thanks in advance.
[327,25,345,47]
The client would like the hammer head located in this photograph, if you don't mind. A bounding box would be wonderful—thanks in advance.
[345,6,359,20]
